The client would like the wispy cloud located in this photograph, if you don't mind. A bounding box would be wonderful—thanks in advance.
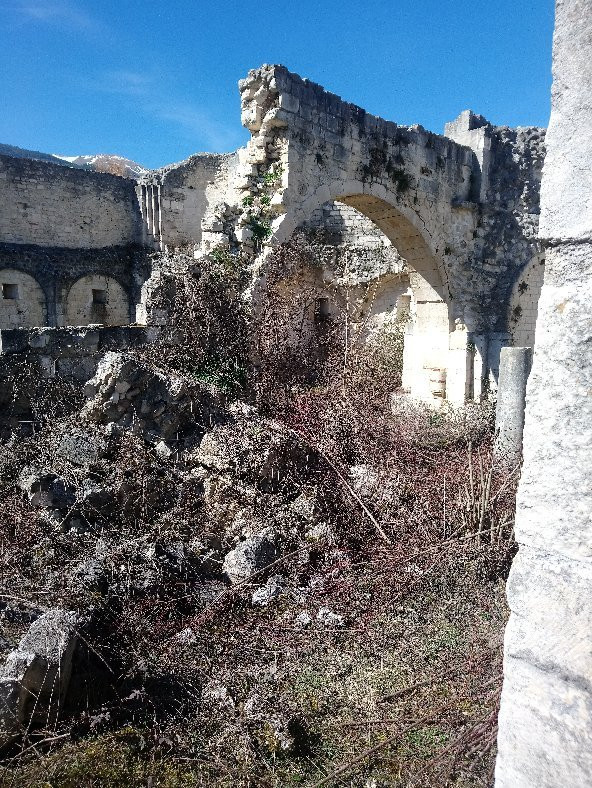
[9,1,99,31]
[101,70,153,97]
[94,70,242,153]
[151,102,239,152]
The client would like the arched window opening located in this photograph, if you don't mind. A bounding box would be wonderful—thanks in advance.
[64,275,129,327]
[0,269,46,328]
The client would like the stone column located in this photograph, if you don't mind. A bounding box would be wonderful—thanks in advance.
[152,185,160,247]
[494,346,532,464]
[156,184,163,248]
[496,2,592,786]
[146,185,154,238]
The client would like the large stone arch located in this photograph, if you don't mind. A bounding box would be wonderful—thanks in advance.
[194,65,543,403]
[63,274,130,327]
[219,65,486,404]
[0,268,46,328]
[268,185,469,405]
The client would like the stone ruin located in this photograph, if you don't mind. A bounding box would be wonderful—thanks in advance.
[3,3,592,780]
[0,64,545,411]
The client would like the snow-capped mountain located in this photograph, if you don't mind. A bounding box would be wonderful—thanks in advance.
[53,154,149,179]
[0,143,148,179]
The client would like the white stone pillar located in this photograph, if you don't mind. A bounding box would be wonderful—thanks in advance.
[152,185,160,247]
[496,2,592,785]
[146,185,154,238]
[156,184,163,247]
[494,346,532,464]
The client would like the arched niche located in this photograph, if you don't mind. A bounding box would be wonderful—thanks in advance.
[0,268,46,328]
[64,275,129,327]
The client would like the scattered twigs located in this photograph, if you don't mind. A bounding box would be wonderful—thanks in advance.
[266,419,393,544]
[310,711,445,788]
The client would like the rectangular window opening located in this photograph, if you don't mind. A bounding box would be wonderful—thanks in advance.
[314,297,331,323]
[92,289,108,305]
[2,283,18,300]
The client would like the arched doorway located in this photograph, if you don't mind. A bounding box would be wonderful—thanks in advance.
[266,190,468,405]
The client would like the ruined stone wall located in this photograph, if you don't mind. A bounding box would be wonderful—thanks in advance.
[508,250,546,346]
[496,1,592,785]
[0,324,160,383]
[227,64,547,404]
[445,115,546,335]
[139,153,237,250]
[0,154,143,249]
[305,202,391,247]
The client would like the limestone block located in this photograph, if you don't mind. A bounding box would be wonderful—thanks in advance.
[222,536,279,584]
[496,654,592,788]
[279,93,299,113]
[515,243,592,560]
[496,3,592,785]
[505,547,592,681]
[0,610,79,741]
[539,1,592,241]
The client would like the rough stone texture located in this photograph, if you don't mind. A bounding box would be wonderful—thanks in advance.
[496,2,592,785]
[197,64,546,404]
[64,273,130,327]
[0,268,46,327]
[494,346,532,464]
[81,351,223,445]
[0,609,79,740]
[138,154,237,249]
[0,242,151,328]
[0,325,161,382]
[0,64,546,407]
[0,154,142,248]
[508,251,546,346]
[222,536,279,584]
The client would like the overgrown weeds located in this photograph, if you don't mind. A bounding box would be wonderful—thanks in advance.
[0,239,518,787]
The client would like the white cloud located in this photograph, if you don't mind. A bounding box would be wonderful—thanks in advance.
[10,1,98,30]
[101,70,152,97]
[95,70,242,153]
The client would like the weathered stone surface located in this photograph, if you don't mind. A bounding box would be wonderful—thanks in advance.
[0,154,142,250]
[229,64,545,405]
[194,418,312,491]
[222,536,279,584]
[81,351,222,444]
[0,64,546,410]
[496,2,592,785]
[497,655,592,788]
[539,0,592,242]
[0,609,79,740]
[494,346,532,463]
[0,242,151,331]
[251,574,285,606]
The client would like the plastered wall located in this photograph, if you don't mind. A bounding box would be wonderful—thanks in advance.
[0,268,46,328]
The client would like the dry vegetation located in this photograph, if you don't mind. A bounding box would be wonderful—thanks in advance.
[0,242,518,787]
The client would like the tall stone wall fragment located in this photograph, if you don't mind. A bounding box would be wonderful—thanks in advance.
[0,610,79,741]
[0,155,143,249]
[496,2,592,785]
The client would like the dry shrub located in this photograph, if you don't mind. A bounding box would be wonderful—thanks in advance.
[0,239,518,787]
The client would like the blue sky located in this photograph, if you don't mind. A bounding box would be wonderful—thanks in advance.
[1,0,555,169]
